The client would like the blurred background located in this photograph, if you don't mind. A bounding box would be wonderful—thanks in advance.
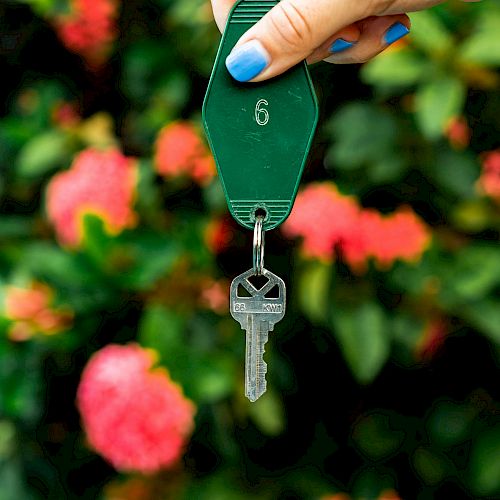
[0,0,499,498]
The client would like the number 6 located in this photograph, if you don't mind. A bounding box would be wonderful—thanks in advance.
[255,99,269,126]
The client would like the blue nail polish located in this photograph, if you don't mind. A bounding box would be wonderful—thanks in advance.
[329,39,355,54]
[384,22,410,45]
[226,40,270,82]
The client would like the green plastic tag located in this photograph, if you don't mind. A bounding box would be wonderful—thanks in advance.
[203,0,318,231]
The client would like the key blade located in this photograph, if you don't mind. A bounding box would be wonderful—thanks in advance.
[245,316,269,403]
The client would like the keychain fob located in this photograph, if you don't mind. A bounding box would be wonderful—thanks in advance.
[203,0,319,231]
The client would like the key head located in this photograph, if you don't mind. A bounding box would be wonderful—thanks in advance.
[202,0,319,231]
[230,268,286,328]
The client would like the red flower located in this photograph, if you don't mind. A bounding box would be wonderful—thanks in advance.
[54,0,118,67]
[283,183,360,261]
[204,216,235,254]
[154,122,215,186]
[77,344,195,473]
[283,182,431,270]
[445,116,471,150]
[477,150,500,200]
[360,207,431,269]
[46,148,138,247]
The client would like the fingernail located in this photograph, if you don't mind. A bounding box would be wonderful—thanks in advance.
[384,22,410,45]
[329,38,356,54]
[225,40,270,82]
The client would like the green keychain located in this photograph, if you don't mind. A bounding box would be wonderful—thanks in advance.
[203,0,318,231]
[203,0,318,402]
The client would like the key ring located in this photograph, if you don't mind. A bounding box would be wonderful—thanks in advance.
[253,215,265,275]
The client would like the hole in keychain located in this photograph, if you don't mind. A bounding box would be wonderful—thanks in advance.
[254,207,267,220]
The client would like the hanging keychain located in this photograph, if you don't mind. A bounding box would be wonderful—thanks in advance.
[203,0,318,402]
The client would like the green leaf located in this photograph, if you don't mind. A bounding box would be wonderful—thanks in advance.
[362,50,429,88]
[460,13,500,66]
[298,261,331,325]
[461,34,500,67]
[426,400,476,448]
[16,131,68,178]
[114,233,180,290]
[327,103,396,168]
[81,214,114,267]
[18,0,60,16]
[138,305,185,361]
[468,426,500,497]
[414,76,466,139]
[427,149,479,199]
[332,302,390,384]
[351,467,396,500]
[326,103,403,181]
[352,412,405,460]
[449,245,500,301]
[452,200,492,233]
[413,448,448,486]
[139,306,236,403]
[462,299,500,345]
[409,10,454,54]
[248,390,285,436]
[0,217,34,239]
[190,355,236,403]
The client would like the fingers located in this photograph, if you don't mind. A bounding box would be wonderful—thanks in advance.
[306,24,361,65]
[308,15,411,65]
[210,0,237,32]
[222,0,477,83]
[225,0,366,82]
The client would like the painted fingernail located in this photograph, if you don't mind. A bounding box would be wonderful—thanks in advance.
[329,38,356,54]
[226,40,270,82]
[384,22,410,45]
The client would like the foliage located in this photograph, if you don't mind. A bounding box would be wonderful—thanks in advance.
[0,0,499,498]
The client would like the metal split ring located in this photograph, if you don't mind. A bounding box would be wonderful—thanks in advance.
[253,215,265,275]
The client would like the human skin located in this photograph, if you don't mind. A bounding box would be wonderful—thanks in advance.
[210,0,482,82]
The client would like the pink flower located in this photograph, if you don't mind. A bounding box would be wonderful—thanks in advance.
[477,150,500,199]
[199,279,229,314]
[46,148,138,247]
[154,122,215,186]
[283,183,360,261]
[283,182,431,270]
[361,207,431,269]
[54,0,118,67]
[77,344,195,473]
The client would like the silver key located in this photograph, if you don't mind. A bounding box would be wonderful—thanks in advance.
[230,267,286,402]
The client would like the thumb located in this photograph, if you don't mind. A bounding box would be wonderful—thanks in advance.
[225,0,366,82]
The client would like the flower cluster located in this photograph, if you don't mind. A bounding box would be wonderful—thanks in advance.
[3,282,73,341]
[477,150,500,200]
[53,0,118,67]
[154,122,215,186]
[77,344,195,473]
[46,148,138,247]
[283,182,431,271]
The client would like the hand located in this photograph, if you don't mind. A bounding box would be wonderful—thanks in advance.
[210,0,481,82]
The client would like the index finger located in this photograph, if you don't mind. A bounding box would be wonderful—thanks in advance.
[210,0,238,32]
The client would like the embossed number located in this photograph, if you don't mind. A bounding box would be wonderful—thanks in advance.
[255,99,269,126]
